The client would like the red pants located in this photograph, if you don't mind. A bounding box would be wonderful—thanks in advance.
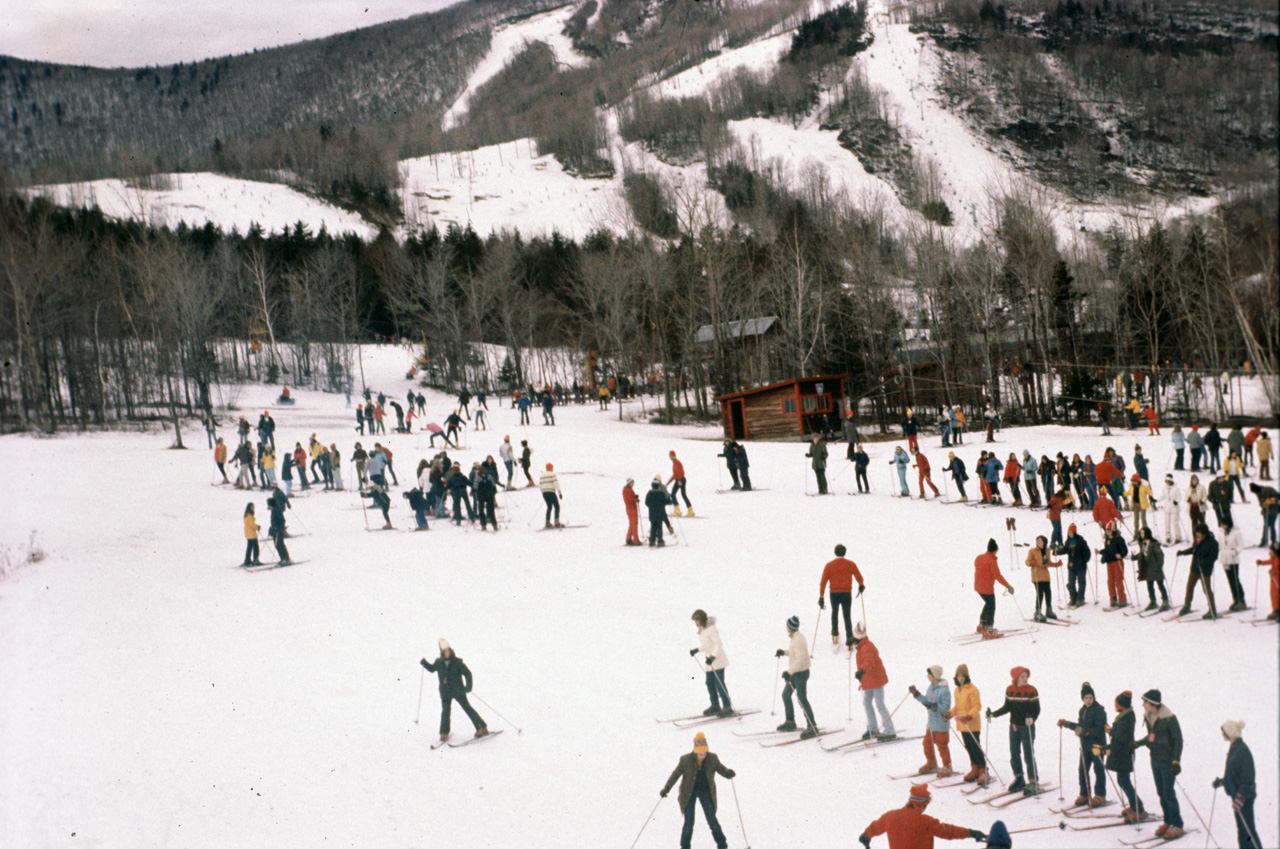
[918,471,939,496]
[907,434,919,452]
[1270,562,1279,614]
[1106,560,1127,603]
[626,509,640,545]
[924,730,951,768]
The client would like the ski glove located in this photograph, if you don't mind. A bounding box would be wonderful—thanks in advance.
[858,834,871,849]
[775,649,787,658]
[1212,778,1223,789]
[690,648,699,656]
[1170,761,1180,776]
[908,685,920,696]
[968,830,987,841]
[723,769,735,779]
[1025,717,1034,726]
[420,658,430,669]
[660,789,668,798]
[705,656,715,666]
[985,708,993,719]
[855,669,865,681]
[818,597,825,610]
[782,671,791,681]
[857,585,865,596]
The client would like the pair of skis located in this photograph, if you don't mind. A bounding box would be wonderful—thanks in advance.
[966,783,1057,807]
[430,729,505,750]
[730,726,844,748]
[655,709,761,728]
[822,733,924,754]
[953,628,1030,645]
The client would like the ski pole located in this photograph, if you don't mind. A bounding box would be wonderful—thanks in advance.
[872,691,911,738]
[359,489,370,530]
[1169,553,1181,594]
[982,713,1005,787]
[629,796,663,849]
[859,591,868,633]
[1175,778,1224,849]
[469,692,523,734]
[770,656,780,716]
[847,652,852,720]
[731,778,751,849]
[1009,824,1067,835]
[414,665,425,725]
[691,655,731,710]
[1205,787,1215,849]
[809,604,821,658]
[1058,726,1064,801]
[1006,585,1030,629]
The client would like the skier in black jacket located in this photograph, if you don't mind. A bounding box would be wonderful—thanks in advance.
[1213,720,1258,849]
[645,477,670,546]
[1176,524,1220,619]
[1063,524,1092,607]
[1104,691,1147,824]
[1057,682,1108,807]
[944,452,968,502]
[1134,689,1184,839]
[420,640,488,742]
[718,438,742,490]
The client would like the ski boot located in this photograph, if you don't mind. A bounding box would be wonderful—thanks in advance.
[702,706,720,717]
[777,721,797,732]
[799,727,818,740]
[685,508,694,517]
[917,763,938,775]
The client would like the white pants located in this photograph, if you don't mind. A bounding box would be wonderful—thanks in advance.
[1162,507,1182,542]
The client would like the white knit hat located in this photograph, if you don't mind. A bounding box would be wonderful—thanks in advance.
[853,622,867,640]
[1221,720,1245,741]
[438,638,451,652]
[927,665,944,680]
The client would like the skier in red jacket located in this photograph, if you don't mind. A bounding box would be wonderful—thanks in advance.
[974,539,1014,635]
[859,783,987,849]
[912,449,941,499]
[852,622,894,741]
[819,544,865,650]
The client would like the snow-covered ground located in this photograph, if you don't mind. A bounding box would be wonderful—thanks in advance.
[2,343,1276,848]
[23,172,380,240]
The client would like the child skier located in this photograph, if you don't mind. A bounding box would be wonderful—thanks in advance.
[419,640,488,742]
[774,616,817,738]
[909,665,953,777]
[690,610,732,717]
[645,477,669,546]
[1057,682,1107,807]
[987,666,1040,795]
[852,623,894,741]
[241,503,261,566]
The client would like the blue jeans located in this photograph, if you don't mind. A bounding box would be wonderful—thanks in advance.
[1050,520,1063,551]
[1009,724,1037,782]
[1068,566,1087,603]
[705,669,730,710]
[671,479,691,508]
[1151,761,1182,827]
[1263,513,1277,547]
[681,781,727,849]
[414,508,428,528]
[1079,747,1106,796]
[1115,770,1144,813]
[863,687,893,736]
[897,466,909,494]
[783,669,816,730]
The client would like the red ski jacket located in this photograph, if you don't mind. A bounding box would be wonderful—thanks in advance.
[863,804,970,849]
[1094,460,1119,487]
[973,552,1011,594]
[855,638,889,691]
[821,557,865,595]
[1092,496,1119,530]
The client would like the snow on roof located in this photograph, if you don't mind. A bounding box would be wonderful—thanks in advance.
[694,316,779,344]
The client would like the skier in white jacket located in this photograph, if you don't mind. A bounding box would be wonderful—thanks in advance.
[690,610,732,717]
[774,615,818,737]
[1159,475,1184,544]
[1220,518,1247,612]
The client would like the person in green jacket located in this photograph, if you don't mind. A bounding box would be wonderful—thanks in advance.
[660,732,735,849]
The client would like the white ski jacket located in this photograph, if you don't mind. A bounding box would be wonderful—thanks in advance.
[786,629,810,676]
[1160,482,1182,511]
[697,618,728,671]
[1221,526,1242,566]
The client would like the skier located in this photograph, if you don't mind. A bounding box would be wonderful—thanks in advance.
[1171,425,1186,470]
[541,391,555,425]
[854,444,870,494]
[214,437,229,483]
[1258,431,1272,480]
[891,447,911,496]
[843,410,861,457]
[973,539,1013,635]
[984,453,1004,503]
[1187,425,1205,471]
[1101,525,1130,609]
[365,444,387,489]
[539,463,562,528]
[944,452,968,502]
[1057,682,1107,807]
[1205,423,1223,473]
[1176,523,1220,619]
[1221,517,1246,612]
[1213,721,1259,849]
[474,466,498,531]
[404,485,430,531]
[984,404,997,442]
[446,465,475,525]
[987,666,1041,795]
[807,434,829,495]
[852,623,894,741]
[419,640,488,743]
[1063,524,1091,607]
[690,610,732,717]
[232,440,254,489]
[266,492,291,562]
[517,392,531,425]
[292,443,309,490]
[1250,483,1278,548]
[242,503,262,566]
[645,477,669,546]
[1024,535,1061,622]
[1104,691,1148,824]
[718,438,742,490]
[946,664,988,786]
[1124,474,1154,538]
[1003,453,1022,505]
[519,439,535,487]
[909,665,953,777]
[1021,451,1041,507]
[1159,474,1184,544]
[774,615,817,737]
[1186,473,1209,529]
[362,483,393,529]
[498,436,515,489]
[659,732,735,849]
[1133,689,1184,840]
[1132,527,1170,611]
[623,478,642,546]
[913,449,941,499]
[857,784,987,849]
[457,386,471,420]
[667,451,693,516]
[818,544,865,650]
[901,408,920,452]
[730,439,752,491]
[1046,488,1066,552]
[444,410,464,447]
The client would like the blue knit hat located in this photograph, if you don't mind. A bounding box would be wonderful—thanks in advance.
[986,820,1011,847]
[786,615,800,631]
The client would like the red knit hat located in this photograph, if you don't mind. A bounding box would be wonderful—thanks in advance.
[909,783,932,805]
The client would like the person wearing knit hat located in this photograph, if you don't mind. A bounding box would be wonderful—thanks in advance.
[538,462,562,528]
[419,640,488,742]
[644,476,669,546]
[1213,721,1259,849]
[659,732,735,849]
[852,623,895,742]
[1124,473,1155,541]
[1063,522,1091,608]
[858,783,986,848]
[622,478,642,546]
[1134,689,1184,839]
[1176,523,1220,620]
[774,617,817,737]
[973,539,1014,635]
[1104,691,1148,824]
[984,820,1011,848]
[987,667,1041,795]
[943,451,968,502]
[946,664,988,786]
[909,665,953,777]
[1101,524,1131,608]
[1057,682,1108,808]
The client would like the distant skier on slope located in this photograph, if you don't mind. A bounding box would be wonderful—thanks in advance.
[420,639,488,743]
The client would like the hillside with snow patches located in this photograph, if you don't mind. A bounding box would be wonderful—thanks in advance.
[20,0,1217,247]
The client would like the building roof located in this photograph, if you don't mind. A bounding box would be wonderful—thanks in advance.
[714,374,849,403]
[694,317,779,345]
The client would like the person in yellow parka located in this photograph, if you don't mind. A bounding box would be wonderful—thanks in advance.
[945,664,988,786]
[1124,396,1143,429]
[1124,474,1156,537]
[242,503,262,566]
[214,438,229,483]
[308,434,324,485]
[261,445,277,490]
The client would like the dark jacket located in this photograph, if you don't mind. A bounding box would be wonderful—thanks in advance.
[733,443,749,469]
[661,752,734,813]
[854,451,869,473]
[1134,454,1149,481]
[901,416,919,436]
[1062,701,1107,751]
[943,457,967,481]
[1102,534,1129,564]
[1065,535,1092,569]
[1222,739,1256,800]
[447,470,471,495]
[1133,539,1165,582]
[645,487,668,519]
[404,489,429,511]
[807,440,828,470]
[1106,708,1138,773]
[1178,533,1219,576]
[1204,427,1222,451]
[1135,704,1183,765]
[991,685,1040,728]
[421,655,472,695]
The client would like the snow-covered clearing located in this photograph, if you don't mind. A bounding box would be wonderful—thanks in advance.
[22,172,379,240]
[2,343,1275,847]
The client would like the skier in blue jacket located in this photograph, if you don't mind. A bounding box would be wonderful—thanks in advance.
[985,456,1004,504]
[891,447,911,495]
[909,665,954,777]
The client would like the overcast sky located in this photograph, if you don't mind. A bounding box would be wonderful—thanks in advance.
[1,0,464,68]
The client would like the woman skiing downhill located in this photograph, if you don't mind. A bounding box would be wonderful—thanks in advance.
[690,610,732,717]
[1024,535,1061,622]
[419,640,488,742]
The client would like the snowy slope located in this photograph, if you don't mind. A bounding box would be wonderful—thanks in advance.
[22,172,380,239]
[1,344,1276,848]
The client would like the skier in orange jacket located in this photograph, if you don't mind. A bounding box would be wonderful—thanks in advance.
[859,783,987,848]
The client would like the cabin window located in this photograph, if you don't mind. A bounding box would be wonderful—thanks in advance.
[782,398,796,414]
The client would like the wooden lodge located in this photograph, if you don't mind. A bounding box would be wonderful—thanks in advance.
[714,375,849,441]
